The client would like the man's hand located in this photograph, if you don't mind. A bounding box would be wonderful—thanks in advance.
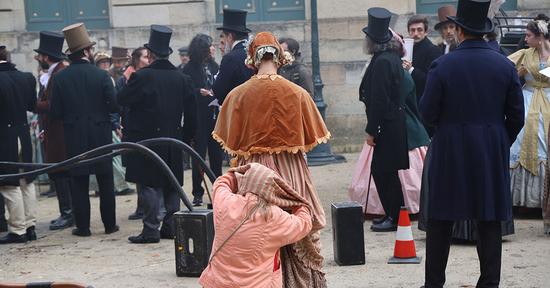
[38,130,44,142]
[366,133,376,147]
[517,65,528,78]
[402,60,413,71]
[115,128,123,139]
[200,88,213,97]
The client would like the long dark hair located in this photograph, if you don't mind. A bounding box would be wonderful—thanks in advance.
[188,34,212,63]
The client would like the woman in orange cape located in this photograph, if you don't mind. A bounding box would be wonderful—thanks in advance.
[212,31,330,287]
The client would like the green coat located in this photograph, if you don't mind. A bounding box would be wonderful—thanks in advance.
[400,69,430,150]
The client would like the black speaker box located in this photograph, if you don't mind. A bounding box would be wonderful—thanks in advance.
[174,209,215,277]
[331,201,365,266]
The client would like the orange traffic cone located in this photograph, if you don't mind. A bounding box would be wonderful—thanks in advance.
[388,206,422,264]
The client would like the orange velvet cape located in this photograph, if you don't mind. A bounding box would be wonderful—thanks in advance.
[212,74,331,159]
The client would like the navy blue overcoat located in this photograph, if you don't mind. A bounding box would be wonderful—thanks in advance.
[420,40,524,221]
[212,41,254,105]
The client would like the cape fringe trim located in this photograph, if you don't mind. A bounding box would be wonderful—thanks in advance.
[211,132,332,160]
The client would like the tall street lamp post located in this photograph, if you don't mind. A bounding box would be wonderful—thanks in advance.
[306,0,345,166]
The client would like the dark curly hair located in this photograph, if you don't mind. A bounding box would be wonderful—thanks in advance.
[526,14,550,40]
[129,47,147,68]
[188,33,213,64]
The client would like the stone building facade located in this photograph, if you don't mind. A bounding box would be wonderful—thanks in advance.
[0,0,547,152]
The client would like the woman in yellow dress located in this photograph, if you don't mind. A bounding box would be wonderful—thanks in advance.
[508,14,550,235]
[212,32,330,286]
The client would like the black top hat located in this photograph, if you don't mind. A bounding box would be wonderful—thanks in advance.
[362,8,393,44]
[34,31,65,60]
[216,9,251,34]
[144,25,173,57]
[447,0,493,34]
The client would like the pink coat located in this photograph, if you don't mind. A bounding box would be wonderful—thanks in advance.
[199,173,312,288]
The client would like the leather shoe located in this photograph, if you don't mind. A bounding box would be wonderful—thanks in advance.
[26,226,37,241]
[372,216,388,225]
[0,233,27,244]
[128,211,144,220]
[72,228,92,237]
[105,225,119,235]
[49,217,74,230]
[370,217,397,232]
[128,234,160,244]
[192,196,203,207]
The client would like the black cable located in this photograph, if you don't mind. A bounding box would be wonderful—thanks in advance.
[0,142,194,211]
[0,138,216,183]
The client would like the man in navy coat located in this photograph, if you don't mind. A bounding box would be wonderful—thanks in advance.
[212,9,254,105]
[419,0,524,287]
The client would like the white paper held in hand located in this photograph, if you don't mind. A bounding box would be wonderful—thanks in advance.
[540,67,550,79]
[402,38,414,62]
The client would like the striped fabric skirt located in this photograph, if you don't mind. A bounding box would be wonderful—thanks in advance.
[237,151,327,288]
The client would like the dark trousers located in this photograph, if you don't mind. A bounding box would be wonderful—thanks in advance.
[425,219,502,288]
[141,185,180,238]
[191,126,223,197]
[372,170,404,220]
[71,170,116,230]
[50,174,73,219]
[0,193,6,224]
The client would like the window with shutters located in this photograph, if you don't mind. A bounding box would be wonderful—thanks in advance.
[215,0,305,23]
[24,0,110,31]
[416,0,517,14]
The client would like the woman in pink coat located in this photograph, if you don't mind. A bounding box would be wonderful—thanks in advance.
[199,163,312,288]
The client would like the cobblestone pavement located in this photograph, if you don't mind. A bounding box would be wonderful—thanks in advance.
[1,153,549,287]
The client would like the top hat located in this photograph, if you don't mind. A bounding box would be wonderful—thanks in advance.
[178,46,189,56]
[111,46,128,60]
[434,5,457,30]
[62,23,96,55]
[362,7,393,44]
[216,9,251,34]
[447,0,493,34]
[34,31,65,59]
[144,25,173,57]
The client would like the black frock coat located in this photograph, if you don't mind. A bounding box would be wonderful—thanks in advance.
[118,59,197,187]
[411,37,442,102]
[360,51,409,173]
[212,41,253,105]
[0,63,37,185]
[50,59,118,176]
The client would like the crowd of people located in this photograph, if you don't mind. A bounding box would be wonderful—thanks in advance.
[1,0,549,287]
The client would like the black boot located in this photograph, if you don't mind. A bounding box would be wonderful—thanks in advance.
[49,215,74,230]
[372,216,388,225]
[0,233,27,244]
[26,226,37,241]
[128,233,160,244]
[72,228,92,237]
[370,217,398,232]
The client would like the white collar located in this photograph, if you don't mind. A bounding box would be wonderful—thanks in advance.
[0,60,6,64]
[232,39,246,50]
[47,62,60,76]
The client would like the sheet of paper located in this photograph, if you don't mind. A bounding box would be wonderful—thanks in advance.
[540,67,550,78]
[402,38,414,62]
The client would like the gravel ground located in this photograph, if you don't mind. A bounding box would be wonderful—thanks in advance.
[1,152,549,287]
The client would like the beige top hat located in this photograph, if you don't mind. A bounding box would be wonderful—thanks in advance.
[62,23,96,54]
